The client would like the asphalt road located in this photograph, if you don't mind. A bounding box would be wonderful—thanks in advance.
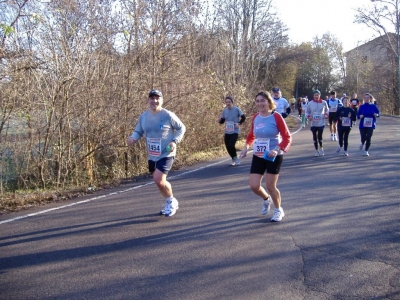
[0,116,399,300]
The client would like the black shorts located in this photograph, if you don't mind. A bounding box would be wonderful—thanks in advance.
[148,157,174,175]
[250,155,283,175]
[328,112,336,124]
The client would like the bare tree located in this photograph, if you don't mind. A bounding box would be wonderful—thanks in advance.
[354,0,399,113]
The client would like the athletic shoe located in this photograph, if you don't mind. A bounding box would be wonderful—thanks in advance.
[234,157,241,166]
[160,200,168,215]
[336,147,342,153]
[344,151,349,156]
[364,151,369,156]
[230,159,236,166]
[331,134,334,141]
[319,148,325,156]
[165,198,179,217]
[271,207,285,222]
[302,124,305,128]
[359,143,364,150]
[261,199,272,215]
[314,150,319,157]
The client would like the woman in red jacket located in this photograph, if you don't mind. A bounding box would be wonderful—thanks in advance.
[240,91,292,222]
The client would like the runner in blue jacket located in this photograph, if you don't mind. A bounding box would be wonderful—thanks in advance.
[357,93,380,156]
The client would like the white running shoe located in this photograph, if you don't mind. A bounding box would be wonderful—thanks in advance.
[333,135,337,141]
[314,150,320,157]
[230,159,236,166]
[344,151,349,156]
[271,207,285,222]
[234,157,241,165]
[331,135,334,141]
[319,148,325,156]
[160,200,168,215]
[364,151,369,156]
[336,147,342,153]
[261,199,272,215]
[359,143,364,150]
[165,198,179,217]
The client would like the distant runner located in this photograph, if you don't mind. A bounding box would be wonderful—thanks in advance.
[218,96,246,166]
[335,96,356,156]
[357,93,380,156]
[306,90,329,157]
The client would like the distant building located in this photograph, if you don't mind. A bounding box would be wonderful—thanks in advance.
[344,33,398,114]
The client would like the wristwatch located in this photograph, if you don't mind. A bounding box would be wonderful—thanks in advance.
[274,146,281,151]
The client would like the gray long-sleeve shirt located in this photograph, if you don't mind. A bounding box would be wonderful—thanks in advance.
[130,108,186,161]
[306,100,329,127]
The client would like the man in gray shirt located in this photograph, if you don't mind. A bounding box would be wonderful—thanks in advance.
[127,89,186,217]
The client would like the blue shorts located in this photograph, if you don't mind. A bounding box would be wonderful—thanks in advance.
[148,157,174,175]
[250,155,283,175]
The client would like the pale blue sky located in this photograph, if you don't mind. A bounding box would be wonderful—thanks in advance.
[274,0,378,51]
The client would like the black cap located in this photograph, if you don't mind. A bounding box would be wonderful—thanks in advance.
[272,87,280,92]
[149,89,163,98]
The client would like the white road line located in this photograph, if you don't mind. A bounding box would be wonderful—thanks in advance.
[0,118,302,225]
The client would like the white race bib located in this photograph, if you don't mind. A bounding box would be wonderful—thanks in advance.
[313,113,322,121]
[225,121,234,133]
[253,138,270,158]
[147,138,162,156]
[364,117,373,128]
[342,117,351,127]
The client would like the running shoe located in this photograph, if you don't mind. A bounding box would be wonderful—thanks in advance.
[234,157,241,166]
[336,147,342,153]
[363,151,369,156]
[165,198,179,217]
[271,207,285,222]
[331,134,334,141]
[160,200,168,215]
[333,135,337,141]
[319,148,325,156]
[302,124,305,128]
[359,143,364,150]
[314,150,319,157]
[261,199,272,215]
[230,159,236,166]
[344,151,349,156]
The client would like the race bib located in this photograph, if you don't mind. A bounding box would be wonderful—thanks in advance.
[253,138,270,157]
[329,106,337,112]
[342,117,351,127]
[225,121,235,133]
[364,117,373,128]
[352,100,357,106]
[147,138,162,156]
[313,113,322,121]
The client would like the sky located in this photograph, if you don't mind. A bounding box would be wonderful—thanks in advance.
[273,0,379,52]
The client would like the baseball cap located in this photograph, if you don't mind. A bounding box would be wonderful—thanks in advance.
[272,87,280,92]
[149,89,163,98]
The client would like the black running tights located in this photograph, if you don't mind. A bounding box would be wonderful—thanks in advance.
[224,133,239,159]
[311,126,324,150]
[359,127,374,151]
[338,128,351,151]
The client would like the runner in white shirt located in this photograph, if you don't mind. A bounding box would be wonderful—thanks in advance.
[327,91,342,141]
[271,87,291,118]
